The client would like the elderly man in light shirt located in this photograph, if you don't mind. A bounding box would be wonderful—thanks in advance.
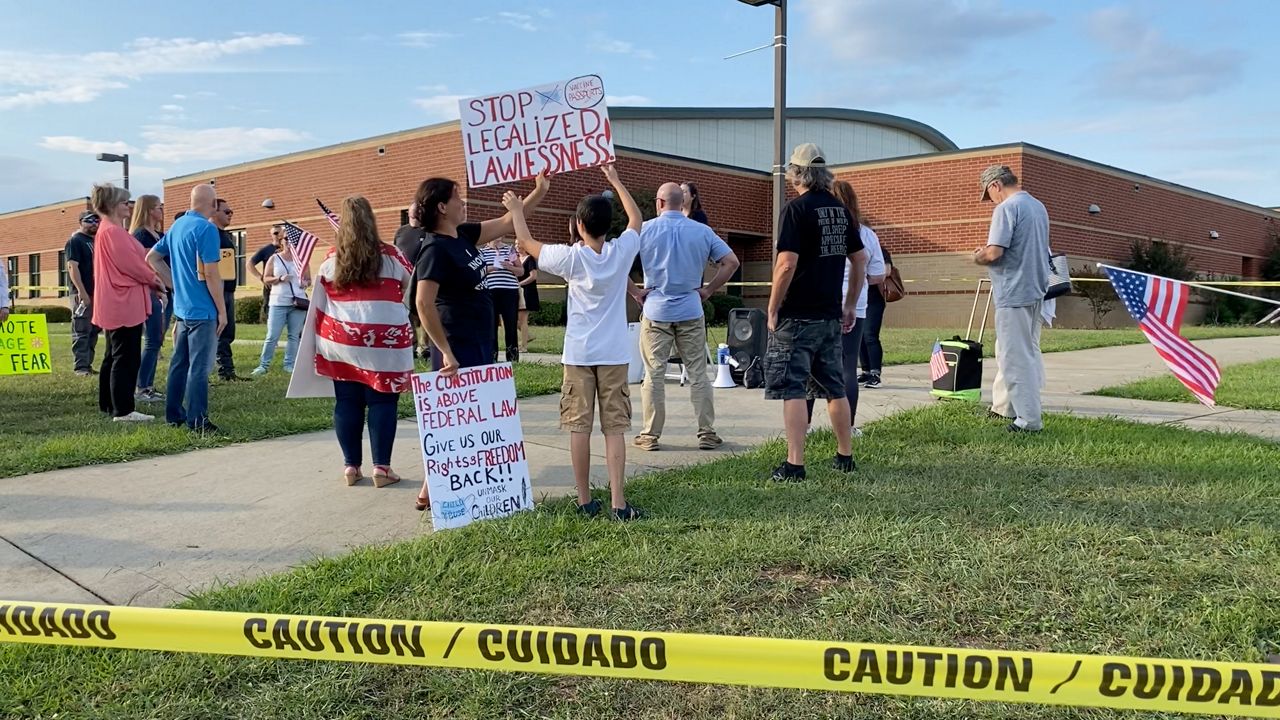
[630,182,740,452]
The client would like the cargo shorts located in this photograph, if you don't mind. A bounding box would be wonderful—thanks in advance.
[560,364,632,434]
[763,318,847,401]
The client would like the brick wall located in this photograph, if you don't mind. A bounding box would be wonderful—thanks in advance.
[0,199,89,303]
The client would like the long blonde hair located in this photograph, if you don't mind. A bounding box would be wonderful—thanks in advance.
[333,196,383,290]
[129,194,161,233]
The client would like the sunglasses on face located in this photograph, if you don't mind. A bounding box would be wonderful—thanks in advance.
[83,218,100,224]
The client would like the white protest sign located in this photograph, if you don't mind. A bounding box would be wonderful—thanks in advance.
[459,74,615,188]
[411,363,532,530]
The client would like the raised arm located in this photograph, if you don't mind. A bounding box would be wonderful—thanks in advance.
[501,191,543,260]
[602,165,641,233]
[478,172,552,244]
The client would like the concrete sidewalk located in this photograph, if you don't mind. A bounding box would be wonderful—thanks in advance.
[3,335,1278,607]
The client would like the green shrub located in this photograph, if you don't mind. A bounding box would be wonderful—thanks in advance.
[235,295,264,325]
[707,294,745,323]
[1200,273,1265,325]
[16,305,72,322]
[530,300,566,326]
[1129,239,1193,280]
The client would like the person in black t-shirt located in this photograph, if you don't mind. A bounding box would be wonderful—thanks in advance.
[681,181,710,225]
[764,143,868,482]
[393,204,431,359]
[210,199,248,381]
[413,172,550,375]
[65,211,102,374]
[251,229,280,323]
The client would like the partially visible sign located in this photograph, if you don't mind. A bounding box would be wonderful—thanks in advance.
[0,314,52,375]
[459,74,615,188]
[197,248,237,282]
[411,364,533,530]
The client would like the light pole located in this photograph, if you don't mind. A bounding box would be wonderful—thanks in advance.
[95,152,129,190]
[735,0,786,261]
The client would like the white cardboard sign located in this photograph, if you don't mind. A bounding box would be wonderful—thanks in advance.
[411,364,532,530]
[458,74,615,188]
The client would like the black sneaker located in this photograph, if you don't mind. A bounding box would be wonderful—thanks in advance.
[611,504,643,522]
[1007,422,1041,434]
[770,461,807,482]
[856,372,872,385]
[863,374,882,389]
[832,453,856,473]
[577,499,602,517]
[191,421,224,436]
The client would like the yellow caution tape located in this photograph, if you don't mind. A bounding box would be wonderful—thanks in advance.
[2,601,1277,716]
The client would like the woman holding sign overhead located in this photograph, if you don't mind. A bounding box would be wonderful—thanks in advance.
[413,172,550,377]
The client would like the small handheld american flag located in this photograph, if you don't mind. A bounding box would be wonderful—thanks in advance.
[282,222,320,272]
[316,199,340,233]
[1103,266,1221,406]
[929,341,949,382]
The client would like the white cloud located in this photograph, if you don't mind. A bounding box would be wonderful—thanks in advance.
[39,136,137,155]
[138,126,310,163]
[412,92,468,121]
[475,11,539,32]
[606,94,652,106]
[803,0,1049,64]
[397,31,453,48]
[172,93,187,100]
[0,32,303,111]
[1086,8,1243,101]
[591,39,655,61]
[160,104,184,112]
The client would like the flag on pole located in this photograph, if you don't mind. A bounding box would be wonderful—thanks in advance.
[1103,266,1221,406]
[316,199,340,233]
[282,222,320,272]
[929,341,949,382]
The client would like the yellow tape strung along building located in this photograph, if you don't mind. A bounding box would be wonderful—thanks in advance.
[2,601,1277,717]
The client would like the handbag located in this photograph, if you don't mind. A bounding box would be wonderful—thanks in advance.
[881,266,906,303]
[280,256,310,311]
[1045,253,1072,300]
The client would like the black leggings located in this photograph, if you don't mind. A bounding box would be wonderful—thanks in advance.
[859,297,886,373]
[490,288,519,362]
[806,320,865,425]
[100,323,143,417]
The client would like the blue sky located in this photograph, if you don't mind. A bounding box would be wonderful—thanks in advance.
[1,0,1277,213]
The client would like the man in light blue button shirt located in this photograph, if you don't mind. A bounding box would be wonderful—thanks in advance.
[630,183,740,451]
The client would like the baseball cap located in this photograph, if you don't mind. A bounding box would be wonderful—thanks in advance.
[79,211,100,223]
[979,164,1014,201]
[788,143,826,168]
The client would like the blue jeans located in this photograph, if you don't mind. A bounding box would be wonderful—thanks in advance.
[333,380,400,467]
[257,304,305,372]
[166,318,218,428]
[138,293,165,390]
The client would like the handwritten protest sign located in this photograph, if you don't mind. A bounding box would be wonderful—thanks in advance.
[0,314,52,375]
[459,74,615,188]
[411,363,533,530]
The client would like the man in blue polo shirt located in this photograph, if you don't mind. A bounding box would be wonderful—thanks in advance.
[146,184,227,434]
[630,182,740,452]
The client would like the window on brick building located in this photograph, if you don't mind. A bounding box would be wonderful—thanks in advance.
[5,256,15,302]
[400,208,410,226]
[725,232,766,298]
[229,230,247,286]
[27,253,40,299]
[57,251,68,298]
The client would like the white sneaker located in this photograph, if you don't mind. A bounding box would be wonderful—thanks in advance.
[251,367,267,376]
[851,427,864,438]
[113,411,155,423]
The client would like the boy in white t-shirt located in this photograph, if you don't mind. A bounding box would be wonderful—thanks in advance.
[502,165,644,521]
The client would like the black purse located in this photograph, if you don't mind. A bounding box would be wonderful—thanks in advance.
[281,256,310,311]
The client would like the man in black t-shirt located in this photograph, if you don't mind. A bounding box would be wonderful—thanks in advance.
[393,204,430,359]
[65,211,102,375]
[250,228,280,323]
[210,199,248,381]
[764,143,868,482]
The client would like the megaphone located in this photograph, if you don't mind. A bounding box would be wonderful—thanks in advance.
[713,362,736,388]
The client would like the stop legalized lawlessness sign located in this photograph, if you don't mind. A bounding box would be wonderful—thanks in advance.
[459,74,615,188]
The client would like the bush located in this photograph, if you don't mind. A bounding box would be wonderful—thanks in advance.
[235,295,264,325]
[707,294,745,323]
[1263,231,1280,281]
[1200,273,1265,325]
[530,300,566,326]
[1072,270,1118,329]
[1129,239,1193,280]
[17,304,72,322]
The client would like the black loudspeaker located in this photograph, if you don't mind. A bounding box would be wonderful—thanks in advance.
[727,308,767,384]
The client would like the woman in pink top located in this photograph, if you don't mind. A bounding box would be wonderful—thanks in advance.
[91,183,163,422]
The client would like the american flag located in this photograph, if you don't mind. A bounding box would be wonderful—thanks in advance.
[282,222,319,272]
[316,199,340,232]
[929,341,949,382]
[1103,266,1221,406]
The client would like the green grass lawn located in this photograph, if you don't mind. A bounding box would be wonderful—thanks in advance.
[0,332,562,479]
[3,404,1278,719]
[1092,357,1280,411]
[516,322,1278,367]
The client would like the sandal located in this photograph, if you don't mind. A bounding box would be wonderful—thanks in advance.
[372,466,401,488]
[415,493,430,512]
[343,466,363,486]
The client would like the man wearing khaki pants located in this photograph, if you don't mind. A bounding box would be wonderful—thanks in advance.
[631,182,740,451]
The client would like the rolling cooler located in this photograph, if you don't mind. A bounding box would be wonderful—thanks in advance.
[931,279,992,402]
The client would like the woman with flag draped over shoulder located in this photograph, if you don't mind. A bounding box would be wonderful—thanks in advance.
[312,196,414,490]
